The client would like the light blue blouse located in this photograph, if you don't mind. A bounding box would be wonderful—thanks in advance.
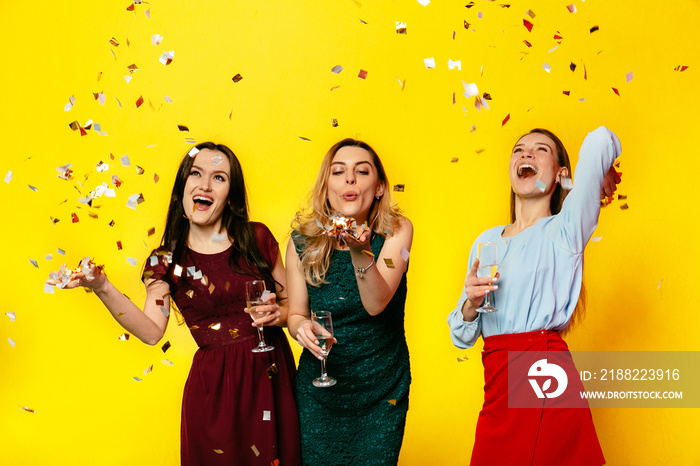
[448,127,622,349]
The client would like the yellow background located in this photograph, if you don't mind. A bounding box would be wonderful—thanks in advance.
[1,0,699,464]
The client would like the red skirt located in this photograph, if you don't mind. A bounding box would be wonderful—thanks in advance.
[470,330,605,466]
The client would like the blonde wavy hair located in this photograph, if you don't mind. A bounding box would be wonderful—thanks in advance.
[292,139,404,286]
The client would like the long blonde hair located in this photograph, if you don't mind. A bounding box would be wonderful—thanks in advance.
[509,129,585,336]
[292,139,404,286]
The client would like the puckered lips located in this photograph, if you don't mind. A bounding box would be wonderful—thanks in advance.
[516,163,539,179]
[342,191,358,201]
[193,194,214,211]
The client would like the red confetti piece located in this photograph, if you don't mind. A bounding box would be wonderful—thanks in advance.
[126,3,135,11]
[523,19,534,32]
[153,173,159,183]
[501,113,510,126]
[156,299,164,306]
[358,69,368,79]
[612,87,620,97]
[523,40,532,47]
[464,20,471,29]
[147,227,156,236]
[562,90,570,96]
[135,96,144,108]
[71,213,79,223]
[584,64,588,80]
[674,65,689,72]
[117,241,123,250]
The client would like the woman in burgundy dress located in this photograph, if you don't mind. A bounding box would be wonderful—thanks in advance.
[46,142,301,466]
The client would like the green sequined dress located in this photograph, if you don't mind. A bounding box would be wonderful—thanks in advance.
[292,232,411,466]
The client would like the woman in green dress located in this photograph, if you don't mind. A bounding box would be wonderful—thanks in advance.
[286,139,413,465]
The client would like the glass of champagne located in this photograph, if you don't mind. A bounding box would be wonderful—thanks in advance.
[245,280,275,353]
[311,311,336,387]
[476,242,499,313]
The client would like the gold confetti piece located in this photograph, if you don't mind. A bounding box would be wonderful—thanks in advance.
[232,73,243,83]
[331,85,341,91]
[208,282,216,294]
[590,25,599,33]
[299,136,311,141]
[143,365,153,376]
[20,407,36,413]
[384,258,395,269]
[361,249,375,257]
[117,312,126,317]
[186,289,194,298]
[109,37,119,47]
[159,51,174,65]
[457,355,469,362]
[393,184,404,192]
[162,341,171,352]
[267,363,279,378]
[395,21,407,34]
[451,157,459,163]
[331,118,338,127]
[214,449,224,454]
[147,227,156,236]
[177,125,189,132]
[619,203,629,210]
[251,445,260,457]
[118,333,130,341]
[143,270,154,280]
[464,20,470,29]
[209,323,221,330]
[388,399,397,406]
[229,328,240,339]
[527,9,536,18]
[127,64,139,74]
[476,148,485,154]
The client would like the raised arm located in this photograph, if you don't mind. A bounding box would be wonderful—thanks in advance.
[45,263,169,346]
[344,216,414,316]
[553,126,622,253]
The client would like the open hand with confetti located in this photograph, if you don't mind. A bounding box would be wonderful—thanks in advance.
[44,257,107,292]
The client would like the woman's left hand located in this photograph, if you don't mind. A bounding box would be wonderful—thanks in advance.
[601,166,622,199]
[337,227,371,251]
[244,292,281,327]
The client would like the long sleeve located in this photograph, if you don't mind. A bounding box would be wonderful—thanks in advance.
[447,273,482,349]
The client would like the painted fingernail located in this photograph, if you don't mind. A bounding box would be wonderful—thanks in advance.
[492,285,499,290]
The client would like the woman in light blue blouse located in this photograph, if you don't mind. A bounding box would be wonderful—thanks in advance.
[448,127,621,466]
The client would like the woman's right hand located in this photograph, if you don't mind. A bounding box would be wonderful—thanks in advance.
[45,261,108,292]
[295,319,337,360]
[463,258,500,313]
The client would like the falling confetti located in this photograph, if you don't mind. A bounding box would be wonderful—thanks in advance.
[674,65,689,72]
[4,170,12,183]
[542,63,552,73]
[590,25,599,33]
[229,329,240,339]
[251,445,260,457]
[162,341,171,352]
[384,258,395,269]
[448,59,462,70]
[387,399,397,406]
[8,338,16,348]
[118,333,130,341]
[535,179,546,192]
[566,4,576,13]
[523,19,534,32]
[396,22,407,34]
[152,34,163,45]
[6,312,16,322]
[135,96,144,108]
[393,184,404,192]
[159,51,174,65]
[612,87,620,97]
[457,355,469,362]
[626,71,633,83]
[424,57,436,69]
[330,65,343,74]
[232,73,243,83]
[358,69,368,79]
[502,113,510,126]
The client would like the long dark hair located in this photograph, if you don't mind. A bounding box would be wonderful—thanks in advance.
[508,129,585,336]
[153,142,277,296]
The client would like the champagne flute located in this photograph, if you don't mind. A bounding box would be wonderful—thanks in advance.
[245,280,275,353]
[476,242,499,313]
[311,311,336,387]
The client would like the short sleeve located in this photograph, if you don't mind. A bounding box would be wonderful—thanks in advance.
[142,248,172,285]
[253,222,279,268]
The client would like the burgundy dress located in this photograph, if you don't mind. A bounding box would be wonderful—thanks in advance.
[144,223,301,466]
